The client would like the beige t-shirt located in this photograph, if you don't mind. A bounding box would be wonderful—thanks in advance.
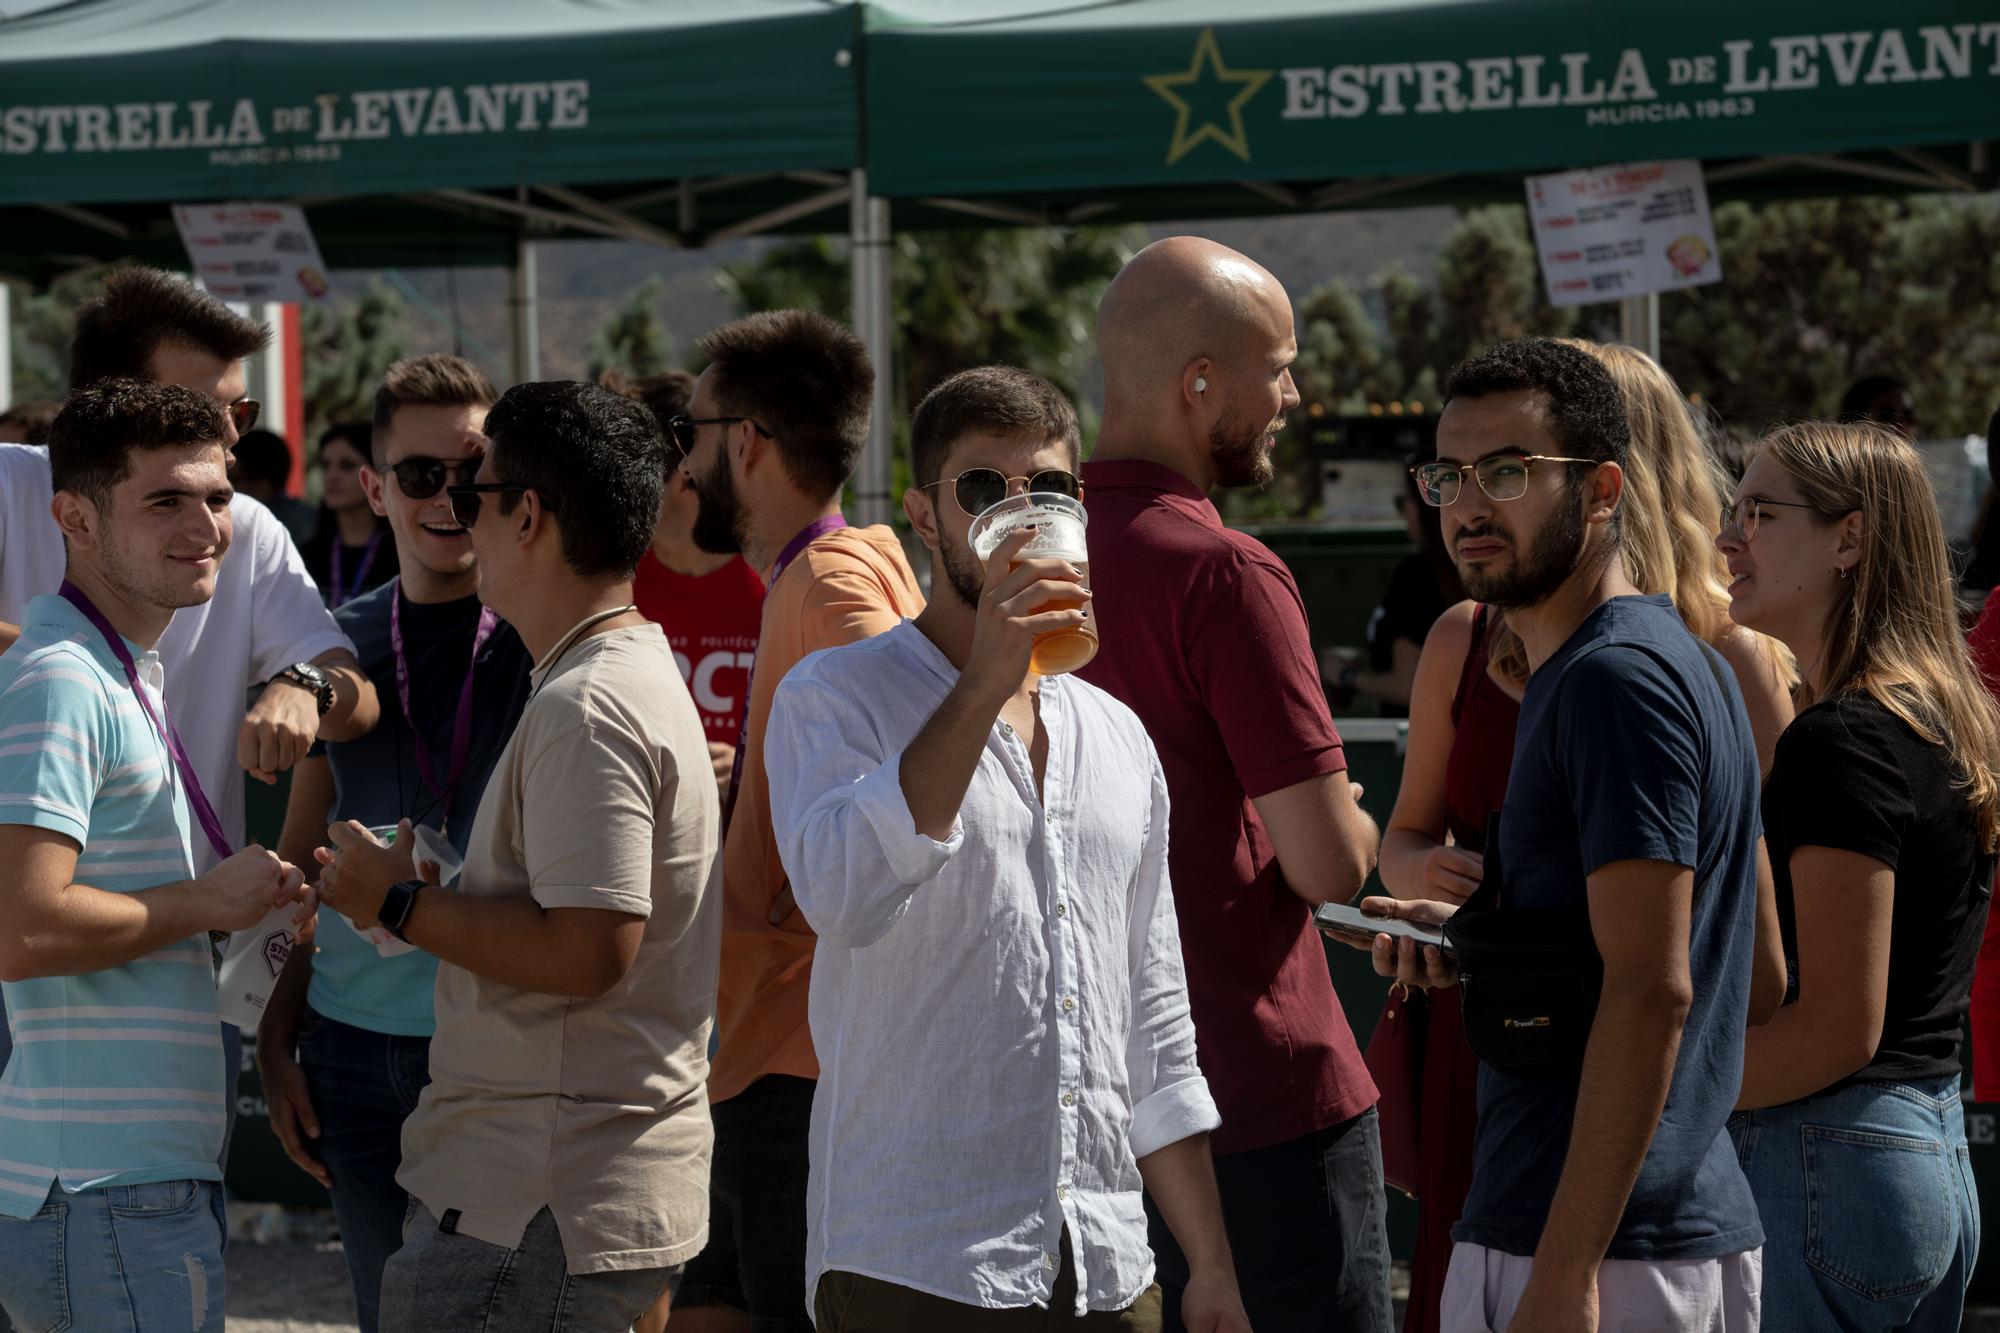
[397,623,722,1274]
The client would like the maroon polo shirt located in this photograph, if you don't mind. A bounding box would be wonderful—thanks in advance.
[1079,458,1376,1154]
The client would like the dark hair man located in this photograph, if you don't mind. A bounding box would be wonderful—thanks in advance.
[0,381,308,1333]
[619,367,766,811]
[230,427,317,545]
[670,311,923,1333]
[1079,237,1389,1332]
[258,355,528,1333]
[766,365,1250,1332]
[1376,338,1765,1332]
[318,381,719,1333]
[1837,374,1918,441]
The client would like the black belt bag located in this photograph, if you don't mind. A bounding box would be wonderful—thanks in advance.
[1442,813,1603,1078]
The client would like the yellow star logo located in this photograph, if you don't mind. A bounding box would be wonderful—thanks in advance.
[1144,27,1273,167]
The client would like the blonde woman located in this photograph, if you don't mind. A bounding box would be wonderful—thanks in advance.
[1376,340,1788,1333]
[1720,422,1997,1332]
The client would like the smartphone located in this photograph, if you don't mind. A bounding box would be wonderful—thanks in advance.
[1314,901,1454,958]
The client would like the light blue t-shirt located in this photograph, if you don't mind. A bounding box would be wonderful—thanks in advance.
[306,582,530,1036]
[0,595,224,1217]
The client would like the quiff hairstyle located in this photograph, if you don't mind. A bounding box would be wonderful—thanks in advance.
[369,355,498,460]
[69,267,270,390]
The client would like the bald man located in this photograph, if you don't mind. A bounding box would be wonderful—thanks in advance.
[1077,238,1392,1333]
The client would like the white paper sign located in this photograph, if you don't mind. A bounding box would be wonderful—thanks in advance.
[173,202,333,303]
[1525,159,1721,308]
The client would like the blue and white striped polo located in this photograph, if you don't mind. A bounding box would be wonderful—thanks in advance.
[0,594,224,1218]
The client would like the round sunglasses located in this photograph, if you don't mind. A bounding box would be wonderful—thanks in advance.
[921,468,1082,518]
[227,398,261,435]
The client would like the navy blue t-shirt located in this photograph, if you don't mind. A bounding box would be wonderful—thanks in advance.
[1454,594,1764,1261]
[323,580,532,855]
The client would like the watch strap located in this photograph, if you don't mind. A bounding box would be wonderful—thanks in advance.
[381,879,424,942]
[277,662,335,716]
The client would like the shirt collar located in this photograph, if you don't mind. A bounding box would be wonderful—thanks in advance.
[1080,459,1215,512]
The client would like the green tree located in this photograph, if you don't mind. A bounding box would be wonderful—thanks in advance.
[717,225,1145,498]
[6,274,93,403]
[586,274,673,384]
[1660,197,2000,435]
[302,278,407,446]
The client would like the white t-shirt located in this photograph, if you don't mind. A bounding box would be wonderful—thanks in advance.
[0,443,352,870]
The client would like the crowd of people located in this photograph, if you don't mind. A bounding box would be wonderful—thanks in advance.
[0,239,1992,1333]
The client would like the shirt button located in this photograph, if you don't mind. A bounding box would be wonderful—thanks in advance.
[1057,1184,1069,1201]
[1044,1251,1059,1272]
[1062,996,1076,1013]
[1000,722,1014,737]
[1061,1091,1075,1108]
[1055,902,1067,918]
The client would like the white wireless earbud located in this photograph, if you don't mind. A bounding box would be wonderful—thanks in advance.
[1194,376,1208,393]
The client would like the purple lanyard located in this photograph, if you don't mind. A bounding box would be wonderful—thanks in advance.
[59,581,234,864]
[389,579,498,829]
[722,514,846,831]
[329,530,383,609]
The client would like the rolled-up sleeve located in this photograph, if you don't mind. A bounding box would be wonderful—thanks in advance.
[767,664,964,949]
[1123,743,1220,1158]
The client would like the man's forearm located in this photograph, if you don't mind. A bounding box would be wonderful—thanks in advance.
[257,942,316,1056]
[5,879,213,980]
[1535,988,1686,1279]
[399,886,632,998]
[1136,1133,1235,1276]
[312,649,377,741]
[899,677,1007,842]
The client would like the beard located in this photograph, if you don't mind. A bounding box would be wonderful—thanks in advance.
[1457,483,1588,611]
[938,523,986,610]
[689,448,746,556]
[1210,408,1277,489]
[101,532,217,613]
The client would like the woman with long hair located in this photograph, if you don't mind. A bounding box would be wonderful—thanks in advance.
[1375,341,1791,1333]
[1722,422,1996,1331]
[302,421,396,608]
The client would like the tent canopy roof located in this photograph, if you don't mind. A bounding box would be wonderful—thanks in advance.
[2,0,1996,283]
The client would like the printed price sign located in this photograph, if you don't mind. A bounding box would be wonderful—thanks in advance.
[1525,159,1721,308]
[173,202,333,303]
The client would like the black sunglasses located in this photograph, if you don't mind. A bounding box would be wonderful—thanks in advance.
[389,455,483,501]
[664,414,773,459]
[228,399,261,434]
[445,482,526,529]
[921,468,1082,518]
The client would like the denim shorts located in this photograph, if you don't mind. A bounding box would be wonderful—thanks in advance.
[1730,1075,1979,1333]
[0,1178,227,1333]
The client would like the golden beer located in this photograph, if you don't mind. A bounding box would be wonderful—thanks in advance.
[971,493,1097,677]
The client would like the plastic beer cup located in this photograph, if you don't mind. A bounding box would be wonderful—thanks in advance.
[967,492,1097,676]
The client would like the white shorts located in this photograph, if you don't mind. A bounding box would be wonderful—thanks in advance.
[1439,1241,1762,1333]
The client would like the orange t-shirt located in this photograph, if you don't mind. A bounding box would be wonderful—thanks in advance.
[709,523,924,1103]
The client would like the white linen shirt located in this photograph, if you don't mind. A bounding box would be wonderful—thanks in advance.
[0,443,351,869]
[766,619,1218,1317]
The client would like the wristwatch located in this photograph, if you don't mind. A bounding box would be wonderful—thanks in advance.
[379,880,424,943]
[271,661,334,716]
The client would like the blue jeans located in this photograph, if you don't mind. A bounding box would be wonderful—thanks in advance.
[381,1204,677,1333]
[1730,1076,1979,1332]
[297,1010,431,1333]
[0,1178,226,1333]
[1144,1108,1394,1333]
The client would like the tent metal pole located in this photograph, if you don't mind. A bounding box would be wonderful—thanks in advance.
[0,282,12,411]
[1619,294,1660,362]
[509,230,540,386]
[850,168,894,527]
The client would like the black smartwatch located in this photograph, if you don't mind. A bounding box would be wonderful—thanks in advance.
[272,661,334,716]
[379,879,424,943]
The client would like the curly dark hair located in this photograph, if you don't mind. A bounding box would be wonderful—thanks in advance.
[482,381,666,579]
[1443,337,1631,469]
[49,378,228,507]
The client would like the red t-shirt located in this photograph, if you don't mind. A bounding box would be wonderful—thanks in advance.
[1078,459,1376,1154]
[633,552,767,746]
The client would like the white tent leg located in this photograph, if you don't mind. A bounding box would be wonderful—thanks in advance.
[850,169,894,527]
[510,233,540,385]
[1619,293,1660,362]
[0,283,13,409]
